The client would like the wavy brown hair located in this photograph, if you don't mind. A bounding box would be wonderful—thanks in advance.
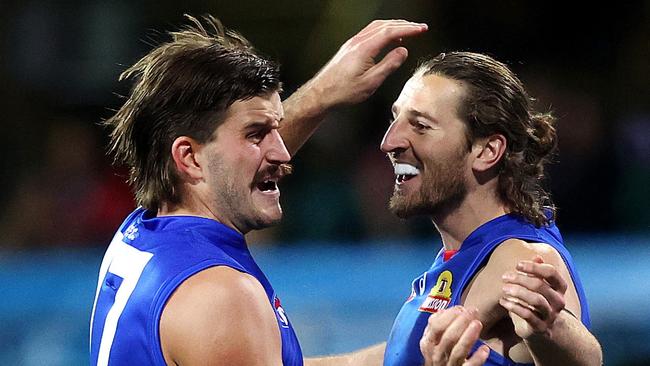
[105,15,281,211]
[416,52,557,226]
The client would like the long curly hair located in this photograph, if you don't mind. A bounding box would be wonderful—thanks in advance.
[416,52,557,226]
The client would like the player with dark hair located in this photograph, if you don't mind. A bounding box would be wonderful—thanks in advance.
[89,15,428,366]
[380,52,602,365]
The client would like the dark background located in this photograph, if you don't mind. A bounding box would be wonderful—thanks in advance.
[0,2,648,365]
[0,0,648,248]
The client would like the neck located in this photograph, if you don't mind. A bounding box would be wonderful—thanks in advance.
[157,191,243,234]
[431,188,508,251]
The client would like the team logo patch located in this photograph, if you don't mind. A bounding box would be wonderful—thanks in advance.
[124,225,139,241]
[418,270,453,313]
[274,296,289,328]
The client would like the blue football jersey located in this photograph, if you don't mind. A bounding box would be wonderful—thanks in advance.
[90,208,303,365]
[384,214,591,366]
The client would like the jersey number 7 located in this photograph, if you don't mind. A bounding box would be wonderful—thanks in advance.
[89,232,153,366]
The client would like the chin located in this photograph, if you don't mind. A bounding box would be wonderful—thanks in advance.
[389,199,426,218]
[252,208,283,229]
[389,193,418,218]
[388,192,444,219]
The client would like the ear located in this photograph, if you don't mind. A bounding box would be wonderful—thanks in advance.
[471,134,507,172]
[171,136,204,180]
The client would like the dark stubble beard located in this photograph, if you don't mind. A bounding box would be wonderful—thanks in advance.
[388,149,468,219]
[207,157,292,233]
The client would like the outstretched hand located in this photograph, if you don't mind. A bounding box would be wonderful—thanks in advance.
[420,306,490,366]
[280,19,427,155]
[308,19,428,109]
[499,255,568,340]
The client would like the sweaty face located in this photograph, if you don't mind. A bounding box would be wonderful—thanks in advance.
[381,74,471,219]
[202,92,291,234]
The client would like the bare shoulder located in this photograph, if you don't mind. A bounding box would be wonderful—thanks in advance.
[160,266,282,366]
[463,239,573,324]
[489,239,582,319]
[489,239,565,269]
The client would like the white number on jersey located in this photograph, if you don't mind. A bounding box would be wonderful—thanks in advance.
[89,231,153,366]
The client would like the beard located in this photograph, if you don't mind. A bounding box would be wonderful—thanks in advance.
[389,150,467,219]
[206,156,292,233]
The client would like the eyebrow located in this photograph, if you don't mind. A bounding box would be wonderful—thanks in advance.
[392,105,439,124]
[244,119,280,130]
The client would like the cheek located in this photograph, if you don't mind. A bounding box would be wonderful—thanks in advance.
[235,146,264,174]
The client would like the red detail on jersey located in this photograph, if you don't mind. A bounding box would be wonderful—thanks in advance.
[274,296,281,309]
[443,250,458,262]
[418,295,451,313]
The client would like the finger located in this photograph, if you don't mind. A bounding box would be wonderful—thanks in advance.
[364,46,409,87]
[355,20,427,40]
[502,271,566,312]
[434,310,477,363]
[517,260,568,294]
[420,329,434,365]
[355,23,427,55]
[463,345,490,366]
[502,283,553,320]
[423,306,465,345]
[499,297,547,331]
[448,320,482,365]
[355,19,417,38]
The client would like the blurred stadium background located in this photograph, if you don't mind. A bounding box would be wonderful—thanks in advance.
[0,0,648,364]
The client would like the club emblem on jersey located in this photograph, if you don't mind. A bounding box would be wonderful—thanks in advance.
[124,225,139,241]
[418,270,453,313]
[274,296,290,328]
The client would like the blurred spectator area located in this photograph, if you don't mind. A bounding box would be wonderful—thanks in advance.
[1,236,649,365]
[0,0,648,247]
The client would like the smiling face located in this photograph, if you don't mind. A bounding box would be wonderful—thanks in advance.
[201,92,291,233]
[381,73,472,218]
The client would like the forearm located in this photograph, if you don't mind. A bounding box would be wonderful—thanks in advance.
[280,79,331,156]
[526,312,602,366]
[304,343,385,366]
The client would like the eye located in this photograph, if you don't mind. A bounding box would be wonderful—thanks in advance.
[412,120,430,132]
[247,130,267,144]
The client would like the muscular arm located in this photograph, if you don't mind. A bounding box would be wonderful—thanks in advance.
[465,239,602,366]
[304,343,386,366]
[280,20,428,155]
[524,310,602,366]
[501,253,602,366]
[160,266,283,366]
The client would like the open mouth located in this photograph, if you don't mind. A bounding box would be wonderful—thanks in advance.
[394,163,420,184]
[256,180,278,192]
[396,174,417,184]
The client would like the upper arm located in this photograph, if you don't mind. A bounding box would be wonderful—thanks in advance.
[160,266,283,366]
[463,239,582,328]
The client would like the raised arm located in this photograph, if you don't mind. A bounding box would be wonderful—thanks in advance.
[280,20,428,155]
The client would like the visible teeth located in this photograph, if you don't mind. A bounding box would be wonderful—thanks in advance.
[394,163,420,176]
[259,180,277,191]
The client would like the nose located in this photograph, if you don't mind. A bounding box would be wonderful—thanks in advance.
[380,119,409,154]
[264,129,291,164]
